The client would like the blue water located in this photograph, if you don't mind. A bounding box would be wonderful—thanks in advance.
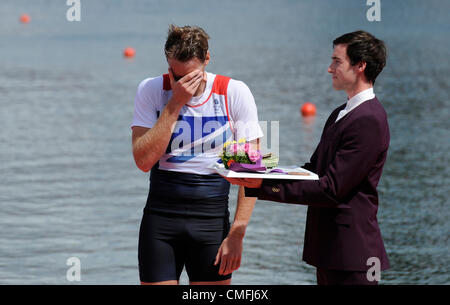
[0,0,449,284]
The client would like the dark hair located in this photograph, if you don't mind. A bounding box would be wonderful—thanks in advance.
[333,30,387,84]
[164,24,210,62]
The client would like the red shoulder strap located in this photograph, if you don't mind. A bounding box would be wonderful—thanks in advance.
[212,75,233,133]
[212,75,231,95]
[162,73,171,90]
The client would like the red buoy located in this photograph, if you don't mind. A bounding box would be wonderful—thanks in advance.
[20,14,31,24]
[123,47,136,58]
[301,102,317,117]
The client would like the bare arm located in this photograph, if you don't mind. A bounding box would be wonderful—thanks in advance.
[230,186,256,239]
[132,69,204,172]
[131,106,181,172]
[215,139,259,275]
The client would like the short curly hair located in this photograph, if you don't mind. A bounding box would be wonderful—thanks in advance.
[333,30,387,84]
[164,24,210,62]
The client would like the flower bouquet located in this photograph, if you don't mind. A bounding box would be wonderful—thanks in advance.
[219,138,278,173]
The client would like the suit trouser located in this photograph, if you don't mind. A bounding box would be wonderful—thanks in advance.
[316,268,379,285]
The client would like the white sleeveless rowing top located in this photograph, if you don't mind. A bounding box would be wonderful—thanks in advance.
[132,72,263,175]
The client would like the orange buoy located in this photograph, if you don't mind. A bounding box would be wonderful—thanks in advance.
[301,102,317,117]
[123,47,136,58]
[20,14,31,24]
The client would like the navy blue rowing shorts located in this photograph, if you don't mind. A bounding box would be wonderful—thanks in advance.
[138,210,232,283]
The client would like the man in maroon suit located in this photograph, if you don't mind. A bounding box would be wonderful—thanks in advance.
[225,31,390,285]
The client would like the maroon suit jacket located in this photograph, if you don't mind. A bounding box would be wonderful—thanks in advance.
[246,97,390,271]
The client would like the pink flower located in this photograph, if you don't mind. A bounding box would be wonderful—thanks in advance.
[229,144,239,155]
[243,143,250,153]
[236,144,247,156]
[248,150,261,163]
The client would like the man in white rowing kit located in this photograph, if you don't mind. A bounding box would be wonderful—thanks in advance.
[131,25,263,285]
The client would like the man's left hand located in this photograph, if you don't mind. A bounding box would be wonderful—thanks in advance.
[225,177,263,188]
[214,235,243,275]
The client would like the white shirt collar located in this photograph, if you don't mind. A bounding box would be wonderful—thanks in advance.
[345,87,375,111]
[335,87,375,122]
